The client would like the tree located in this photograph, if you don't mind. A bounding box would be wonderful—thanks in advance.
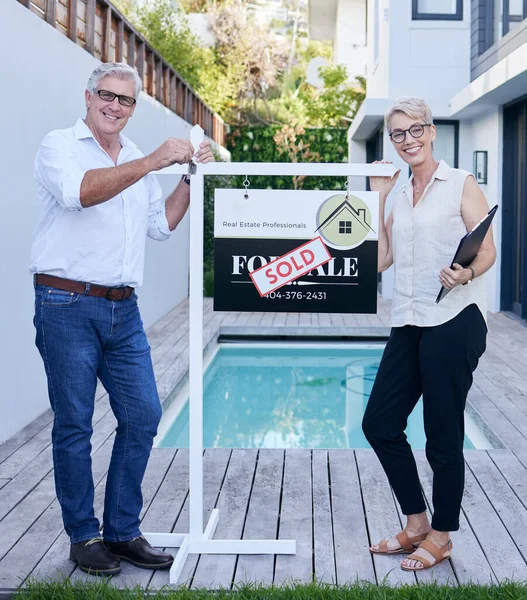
[112,0,365,128]
[298,68,366,127]
[252,40,365,127]
[273,123,321,189]
[210,0,289,124]
[114,0,231,116]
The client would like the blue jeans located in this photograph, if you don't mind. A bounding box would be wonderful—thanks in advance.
[33,284,162,544]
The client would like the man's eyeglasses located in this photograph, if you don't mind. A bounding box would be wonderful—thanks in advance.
[97,89,136,107]
[389,123,431,144]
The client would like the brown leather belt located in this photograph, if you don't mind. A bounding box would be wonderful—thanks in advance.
[34,274,134,301]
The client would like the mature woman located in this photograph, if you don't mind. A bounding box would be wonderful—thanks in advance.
[362,97,496,571]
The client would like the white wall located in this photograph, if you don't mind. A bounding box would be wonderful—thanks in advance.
[0,0,195,444]
[364,0,471,112]
[458,109,503,313]
[335,0,367,82]
[386,0,471,116]
[348,139,367,190]
[366,0,390,98]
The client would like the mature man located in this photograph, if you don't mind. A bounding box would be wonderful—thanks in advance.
[30,62,214,575]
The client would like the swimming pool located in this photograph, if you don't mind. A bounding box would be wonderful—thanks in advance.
[156,344,495,450]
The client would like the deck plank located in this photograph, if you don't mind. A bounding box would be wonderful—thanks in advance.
[490,449,527,509]
[0,394,112,482]
[0,400,114,523]
[0,409,53,466]
[105,448,182,589]
[0,428,116,588]
[0,424,54,480]
[459,451,526,582]
[328,450,375,584]
[0,408,117,572]
[274,449,313,586]
[26,412,131,583]
[69,447,177,586]
[149,448,232,589]
[355,450,416,586]
[191,449,258,589]
[233,449,284,586]
[465,450,527,572]
[468,390,527,449]
[0,446,53,523]
[413,451,494,584]
[388,454,455,585]
[271,313,287,326]
[312,450,336,584]
[406,453,454,584]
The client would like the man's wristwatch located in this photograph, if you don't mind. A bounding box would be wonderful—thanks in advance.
[181,174,191,185]
[462,266,475,285]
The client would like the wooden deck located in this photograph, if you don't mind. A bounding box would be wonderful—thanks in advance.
[1,297,527,594]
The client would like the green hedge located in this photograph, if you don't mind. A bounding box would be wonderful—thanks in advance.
[226,125,349,190]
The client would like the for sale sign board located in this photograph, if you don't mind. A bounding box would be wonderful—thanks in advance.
[213,189,379,314]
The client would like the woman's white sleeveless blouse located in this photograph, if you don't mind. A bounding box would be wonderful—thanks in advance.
[390,160,487,327]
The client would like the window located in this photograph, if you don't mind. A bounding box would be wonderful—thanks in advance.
[504,0,526,36]
[434,121,459,168]
[492,0,527,44]
[339,221,352,234]
[412,0,463,20]
[407,121,459,179]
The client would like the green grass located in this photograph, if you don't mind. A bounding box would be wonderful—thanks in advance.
[12,580,527,600]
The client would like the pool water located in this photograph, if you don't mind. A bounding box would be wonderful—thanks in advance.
[157,344,483,450]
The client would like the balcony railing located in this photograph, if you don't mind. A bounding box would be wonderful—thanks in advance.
[17,0,226,146]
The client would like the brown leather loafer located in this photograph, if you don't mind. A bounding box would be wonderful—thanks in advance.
[105,536,174,570]
[70,538,121,575]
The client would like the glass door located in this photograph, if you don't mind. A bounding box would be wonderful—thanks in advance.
[502,100,527,319]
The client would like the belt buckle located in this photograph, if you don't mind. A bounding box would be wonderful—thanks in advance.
[106,286,128,301]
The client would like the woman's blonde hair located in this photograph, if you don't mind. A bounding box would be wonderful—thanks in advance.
[384,97,433,132]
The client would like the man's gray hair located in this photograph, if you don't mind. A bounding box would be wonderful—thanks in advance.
[86,62,142,98]
[384,97,434,132]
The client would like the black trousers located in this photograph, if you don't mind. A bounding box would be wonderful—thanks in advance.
[362,303,487,532]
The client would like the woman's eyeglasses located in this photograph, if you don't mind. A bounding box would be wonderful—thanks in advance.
[97,89,136,107]
[389,123,431,144]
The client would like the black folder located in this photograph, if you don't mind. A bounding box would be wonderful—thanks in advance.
[436,205,498,304]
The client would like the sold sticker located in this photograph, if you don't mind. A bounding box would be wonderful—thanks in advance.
[249,237,332,297]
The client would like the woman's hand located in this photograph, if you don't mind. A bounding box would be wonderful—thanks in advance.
[195,141,215,163]
[439,263,472,289]
[369,160,401,199]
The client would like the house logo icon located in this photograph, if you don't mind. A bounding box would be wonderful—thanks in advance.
[315,193,375,250]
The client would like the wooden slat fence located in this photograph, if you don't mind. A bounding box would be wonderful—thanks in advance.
[18,0,225,146]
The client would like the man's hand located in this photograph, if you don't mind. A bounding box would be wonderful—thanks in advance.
[195,141,215,163]
[439,263,472,289]
[149,139,195,171]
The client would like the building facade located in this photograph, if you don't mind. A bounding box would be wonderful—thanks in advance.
[309,0,368,83]
[310,0,527,320]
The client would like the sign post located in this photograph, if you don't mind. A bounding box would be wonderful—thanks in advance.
[146,132,397,584]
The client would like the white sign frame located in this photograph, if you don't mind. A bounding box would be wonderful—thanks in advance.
[146,127,396,585]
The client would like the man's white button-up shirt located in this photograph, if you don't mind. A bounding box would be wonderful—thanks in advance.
[30,118,172,288]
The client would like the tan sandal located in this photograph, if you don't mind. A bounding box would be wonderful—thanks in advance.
[370,530,429,555]
[401,538,453,570]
